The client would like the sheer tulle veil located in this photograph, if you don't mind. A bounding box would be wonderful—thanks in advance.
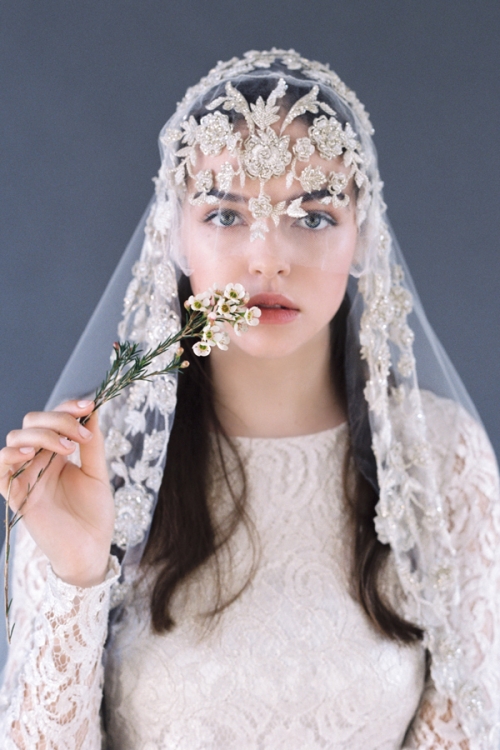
[1,49,499,743]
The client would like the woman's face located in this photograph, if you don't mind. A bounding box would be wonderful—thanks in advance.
[181,123,358,360]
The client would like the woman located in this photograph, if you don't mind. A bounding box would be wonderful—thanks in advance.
[0,49,499,748]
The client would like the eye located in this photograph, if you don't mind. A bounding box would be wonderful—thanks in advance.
[295,211,336,230]
[204,208,243,228]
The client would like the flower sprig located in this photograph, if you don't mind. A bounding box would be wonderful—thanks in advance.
[186,283,261,356]
[4,283,260,643]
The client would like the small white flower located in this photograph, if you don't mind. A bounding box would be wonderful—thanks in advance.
[216,330,231,349]
[193,341,211,356]
[232,320,249,336]
[216,298,238,319]
[244,306,261,326]
[224,282,246,301]
[187,292,212,312]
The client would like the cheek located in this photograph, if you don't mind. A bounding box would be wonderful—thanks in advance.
[188,254,245,296]
[302,266,350,323]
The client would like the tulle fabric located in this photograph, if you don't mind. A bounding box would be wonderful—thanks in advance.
[1,49,499,745]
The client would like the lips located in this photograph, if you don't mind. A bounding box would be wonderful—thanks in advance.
[247,293,299,310]
[247,293,300,325]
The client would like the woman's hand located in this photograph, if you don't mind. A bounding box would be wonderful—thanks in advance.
[0,400,115,588]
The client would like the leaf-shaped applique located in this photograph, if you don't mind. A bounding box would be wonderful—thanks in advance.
[271,201,287,226]
[180,116,199,145]
[286,198,307,218]
[206,96,228,111]
[267,77,288,107]
[280,86,320,133]
[221,82,253,130]
[111,460,129,480]
[319,101,337,117]
[174,165,186,185]
[250,96,281,131]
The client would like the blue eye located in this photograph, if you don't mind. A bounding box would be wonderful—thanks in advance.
[205,209,242,227]
[298,212,336,230]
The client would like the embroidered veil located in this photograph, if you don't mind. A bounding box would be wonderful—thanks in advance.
[1,49,499,746]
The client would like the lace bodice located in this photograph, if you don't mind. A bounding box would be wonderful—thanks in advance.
[1,392,499,748]
[104,423,424,749]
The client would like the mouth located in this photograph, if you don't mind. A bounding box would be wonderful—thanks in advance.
[247,293,300,325]
[247,293,299,311]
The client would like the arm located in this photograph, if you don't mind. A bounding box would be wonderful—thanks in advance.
[0,522,119,749]
[403,678,470,749]
[0,400,118,748]
[404,394,500,749]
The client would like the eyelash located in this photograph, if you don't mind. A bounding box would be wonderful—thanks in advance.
[296,211,337,230]
[204,209,243,228]
[203,208,337,230]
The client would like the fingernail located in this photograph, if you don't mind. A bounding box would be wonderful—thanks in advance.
[60,437,74,449]
[77,400,93,408]
[78,425,92,439]
[19,447,34,454]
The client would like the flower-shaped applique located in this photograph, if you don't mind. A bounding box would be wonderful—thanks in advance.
[243,130,292,181]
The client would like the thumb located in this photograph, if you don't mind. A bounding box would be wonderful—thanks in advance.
[78,410,109,483]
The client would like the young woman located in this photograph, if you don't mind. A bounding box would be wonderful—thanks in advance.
[1,49,499,749]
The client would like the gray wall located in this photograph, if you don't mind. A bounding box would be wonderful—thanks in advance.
[1,2,499,544]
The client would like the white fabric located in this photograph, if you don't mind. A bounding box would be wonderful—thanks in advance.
[1,391,498,748]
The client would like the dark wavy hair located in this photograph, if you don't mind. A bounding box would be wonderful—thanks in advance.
[142,73,423,643]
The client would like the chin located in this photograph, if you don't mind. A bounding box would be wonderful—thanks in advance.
[226,324,329,361]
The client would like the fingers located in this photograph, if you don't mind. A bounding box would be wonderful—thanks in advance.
[53,399,95,418]
[22,408,94,444]
[0,401,96,475]
[78,410,109,482]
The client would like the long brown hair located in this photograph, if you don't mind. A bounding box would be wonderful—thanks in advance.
[143,274,423,643]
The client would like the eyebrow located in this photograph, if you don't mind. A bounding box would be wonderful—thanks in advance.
[193,188,338,203]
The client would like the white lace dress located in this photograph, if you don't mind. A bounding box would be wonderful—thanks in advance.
[1,393,499,748]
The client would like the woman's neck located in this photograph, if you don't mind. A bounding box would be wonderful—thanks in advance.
[209,326,345,438]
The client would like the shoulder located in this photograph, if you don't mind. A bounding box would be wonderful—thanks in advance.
[420,390,500,554]
[420,389,499,496]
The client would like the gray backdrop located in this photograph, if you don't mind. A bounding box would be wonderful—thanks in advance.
[1,1,499,548]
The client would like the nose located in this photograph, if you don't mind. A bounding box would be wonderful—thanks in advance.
[247,231,291,278]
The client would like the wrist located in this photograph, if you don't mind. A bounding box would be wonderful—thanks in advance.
[52,554,112,588]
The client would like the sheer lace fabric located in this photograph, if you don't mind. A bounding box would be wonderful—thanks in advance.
[0,526,119,749]
[0,391,498,748]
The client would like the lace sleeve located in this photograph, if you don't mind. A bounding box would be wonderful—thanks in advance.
[403,678,471,748]
[0,521,119,749]
[403,393,500,749]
